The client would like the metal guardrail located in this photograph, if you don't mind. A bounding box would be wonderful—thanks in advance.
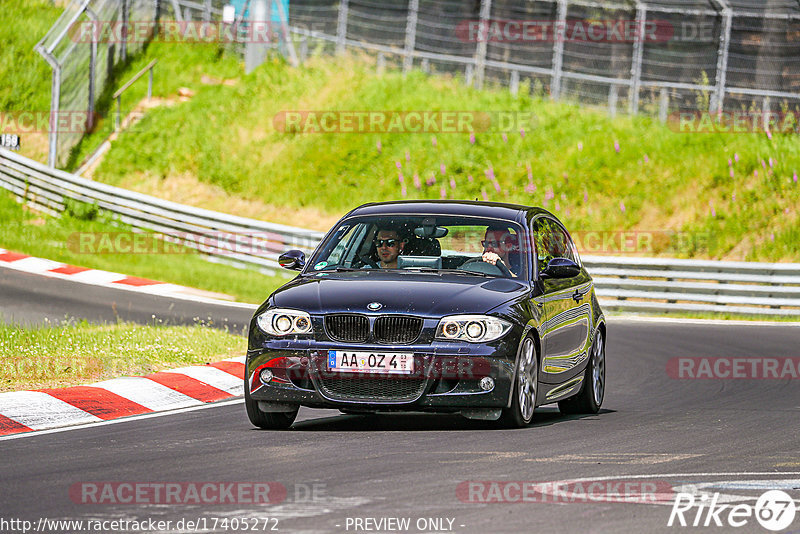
[113,59,157,131]
[0,148,323,275]
[1,147,799,316]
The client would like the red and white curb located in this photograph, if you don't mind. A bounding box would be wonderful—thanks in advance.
[0,248,256,308]
[0,356,246,437]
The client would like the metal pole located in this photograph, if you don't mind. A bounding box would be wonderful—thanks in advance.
[403,0,419,74]
[245,0,267,73]
[608,84,618,118]
[510,70,519,95]
[205,0,211,22]
[711,3,732,113]
[120,0,128,61]
[116,96,121,131]
[551,0,568,99]
[36,44,61,168]
[629,3,646,114]
[86,7,98,131]
[474,0,492,89]
[336,0,349,55]
[274,0,299,67]
[148,66,153,100]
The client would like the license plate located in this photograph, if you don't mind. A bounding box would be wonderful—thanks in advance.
[327,350,414,374]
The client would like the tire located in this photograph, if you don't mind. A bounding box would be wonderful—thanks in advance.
[498,336,538,428]
[558,328,605,415]
[245,386,299,430]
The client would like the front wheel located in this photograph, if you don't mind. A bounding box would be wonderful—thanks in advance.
[558,328,605,415]
[245,387,299,430]
[498,336,538,428]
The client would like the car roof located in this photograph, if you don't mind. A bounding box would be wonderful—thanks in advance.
[345,200,552,225]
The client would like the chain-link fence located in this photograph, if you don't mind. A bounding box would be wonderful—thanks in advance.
[36,0,800,167]
[286,0,800,120]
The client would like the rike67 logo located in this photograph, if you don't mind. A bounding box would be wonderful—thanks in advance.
[668,490,797,531]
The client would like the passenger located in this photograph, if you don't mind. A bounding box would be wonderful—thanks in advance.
[481,226,520,276]
[374,227,407,269]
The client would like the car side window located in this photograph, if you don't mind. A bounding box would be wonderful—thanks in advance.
[532,218,576,269]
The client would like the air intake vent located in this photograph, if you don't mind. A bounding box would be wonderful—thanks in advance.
[325,314,369,343]
[374,316,423,344]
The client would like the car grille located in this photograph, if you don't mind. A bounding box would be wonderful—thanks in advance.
[374,316,423,344]
[325,315,369,342]
[317,375,427,402]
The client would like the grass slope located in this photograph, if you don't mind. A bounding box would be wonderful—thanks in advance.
[0,319,244,391]
[91,53,799,262]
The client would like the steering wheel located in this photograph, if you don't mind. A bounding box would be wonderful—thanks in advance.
[357,254,379,269]
[460,257,513,277]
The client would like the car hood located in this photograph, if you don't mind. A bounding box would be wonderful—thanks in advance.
[269,271,529,316]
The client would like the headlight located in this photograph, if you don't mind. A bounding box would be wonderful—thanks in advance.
[256,309,313,336]
[435,315,511,343]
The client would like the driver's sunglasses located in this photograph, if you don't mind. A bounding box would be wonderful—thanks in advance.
[374,239,399,248]
[481,239,500,248]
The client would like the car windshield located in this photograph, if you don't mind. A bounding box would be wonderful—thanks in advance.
[307,215,526,279]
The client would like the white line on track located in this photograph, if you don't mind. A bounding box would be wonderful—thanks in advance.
[606,315,800,327]
[0,398,244,441]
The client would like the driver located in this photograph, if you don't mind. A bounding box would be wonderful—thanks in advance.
[481,226,519,277]
[374,227,407,269]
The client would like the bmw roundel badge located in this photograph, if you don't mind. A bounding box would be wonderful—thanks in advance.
[367,302,383,311]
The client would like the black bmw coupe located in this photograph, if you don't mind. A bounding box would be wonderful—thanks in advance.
[246,201,606,429]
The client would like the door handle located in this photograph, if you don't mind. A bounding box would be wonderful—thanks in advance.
[572,290,582,303]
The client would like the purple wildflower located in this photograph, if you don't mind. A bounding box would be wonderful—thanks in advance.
[785,207,790,215]
[469,132,476,145]
[644,154,649,164]
[413,173,421,190]
[481,189,488,201]
[728,159,732,167]
[620,201,626,213]
[440,187,446,199]
[432,136,437,147]
[376,140,382,153]
[440,163,446,175]
[614,140,620,153]
[524,183,536,194]
[734,153,739,162]
[577,142,583,151]
[449,177,456,189]
[555,201,560,211]
[398,172,404,183]
[583,191,588,203]
[405,150,411,162]
[401,185,407,197]
[794,171,798,183]
[520,128,525,139]
[468,174,474,183]
[754,170,758,178]
[493,180,501,193]
[729,169,734,179]
[502,133,508,143]
[732,193,736,202]
[767,129,773,140]
[395,161,402,170]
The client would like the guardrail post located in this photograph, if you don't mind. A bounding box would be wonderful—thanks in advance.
[659,87,668,123]
[376,52,385,74]
[147,65,153,100]
[762,96,771,131]
[204,0,212,22]
[608,84,618,118]
[473,0,492,89]
[465,64,474,86]
[711,1,732,113]
[629,3,646,114]
[550,0,567,99]
[421,58,429,73]
[403,0,419,74]
[510,70,519,95]
[337,0,349,55]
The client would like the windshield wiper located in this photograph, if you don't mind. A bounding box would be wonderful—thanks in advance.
[437,269,496,277]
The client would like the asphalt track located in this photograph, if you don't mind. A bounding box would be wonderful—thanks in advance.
[2,269,800,534]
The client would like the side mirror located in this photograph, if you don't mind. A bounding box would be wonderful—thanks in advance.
[540,257,580,279]
[278,250,306,271]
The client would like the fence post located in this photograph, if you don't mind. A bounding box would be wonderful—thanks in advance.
[712,4,732,113]
[421,58,429,73]
[629,2,646,114]
[337,0,349,55]
[551,0,568,99]
[274,0,299,67]
[377,52,385,74]
[245,0,267,73]
[403,0,419,74]
[204,0,212,22]
[120,0,128,61]
[659,87,669,123]
[47,62,61,167]
[465,63,474,86]
[86,7,98,131]
[474,0,492,89]
[510,70,519,95]
[762,96,771,131]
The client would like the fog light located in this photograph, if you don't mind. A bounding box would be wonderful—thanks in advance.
[259,368,274,384]
[479,376,494,391]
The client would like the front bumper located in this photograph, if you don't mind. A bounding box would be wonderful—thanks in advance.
[246,337,519,411]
